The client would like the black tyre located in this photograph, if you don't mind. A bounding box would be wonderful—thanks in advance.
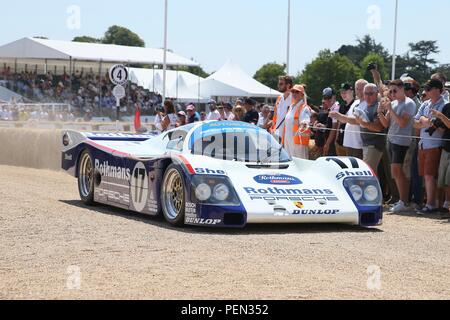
[77,150,95,205]
[161,164,186,226]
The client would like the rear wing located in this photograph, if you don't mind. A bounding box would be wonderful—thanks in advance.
[84,132,158,142]
[62,130,159,152]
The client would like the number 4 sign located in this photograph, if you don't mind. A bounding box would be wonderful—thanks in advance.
[109,64,129,86]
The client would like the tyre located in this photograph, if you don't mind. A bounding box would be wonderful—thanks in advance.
[77,150,95,205]
[161,164,186,226]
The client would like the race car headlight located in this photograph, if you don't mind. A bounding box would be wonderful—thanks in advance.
[344,178,382,206]
[350,185,363,202]
[213,184,230,202]
[364,185,379,202]
[191,176,240,206]
[195,183,212,201]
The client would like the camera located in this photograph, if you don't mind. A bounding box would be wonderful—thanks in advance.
[426,118,445,136]
[367,62,378,71]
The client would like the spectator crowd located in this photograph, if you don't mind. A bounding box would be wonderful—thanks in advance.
[0,67,162,119]
[155,71,450,216]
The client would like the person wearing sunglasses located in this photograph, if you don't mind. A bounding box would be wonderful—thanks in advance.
[378,80,417,213]
[354,83,386,175]
[414,79,447,214]
[403,78,424,210]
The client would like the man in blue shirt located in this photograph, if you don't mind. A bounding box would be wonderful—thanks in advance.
[186,104,200,124]
[414,79,446,214]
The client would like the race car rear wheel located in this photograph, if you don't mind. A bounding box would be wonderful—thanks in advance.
[78,150,95,205]
[161,164,186,226]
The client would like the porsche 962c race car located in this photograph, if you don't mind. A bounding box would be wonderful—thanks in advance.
[62,121,383,228]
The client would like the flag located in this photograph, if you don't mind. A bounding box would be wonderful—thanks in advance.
[134,104,142,133]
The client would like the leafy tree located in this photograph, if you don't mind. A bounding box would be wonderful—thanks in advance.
[409,40,440,69]
[72,36,100,43]
[253,63,286,90]
[433,64,450,82]
[297,50,362,105]
[336,35,389,66]
[361,52,389,81]
[102,25,145,47]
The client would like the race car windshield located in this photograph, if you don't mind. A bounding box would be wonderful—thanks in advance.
[190,129,291,163]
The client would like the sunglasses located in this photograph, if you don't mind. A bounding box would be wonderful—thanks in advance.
[364,92,377,96]
[389,89,398,95]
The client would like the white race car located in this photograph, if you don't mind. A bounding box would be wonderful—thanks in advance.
[62,121,383,228]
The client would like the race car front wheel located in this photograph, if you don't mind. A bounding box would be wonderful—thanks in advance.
[78,150,95,205]
[161,164,186,226]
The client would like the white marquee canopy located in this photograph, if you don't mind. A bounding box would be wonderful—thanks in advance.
[0,37,199,72]
[192,60,280,98]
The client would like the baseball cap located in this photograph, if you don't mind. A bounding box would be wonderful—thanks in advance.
[340,83,354,91]
[424,79,444,91]
[186,104,196,111]
[291,84,305,94]
[177,111,186,117]
[244,98,256,106]
[322,87,335,98]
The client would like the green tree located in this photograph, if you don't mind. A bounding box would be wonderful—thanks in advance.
[336,35,390,66]
[361,52,389,81]
[433,64,450,81]
[72,36,100,43]
[298,50,362,105]
[409,40,440,69]
[253,63,286,90]
[102,25,145,47]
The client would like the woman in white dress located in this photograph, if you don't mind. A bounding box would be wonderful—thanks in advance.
[161,100,178,132]
[283,84,311,159]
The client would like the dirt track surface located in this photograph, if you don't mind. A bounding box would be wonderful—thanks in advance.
[1,165,449,300]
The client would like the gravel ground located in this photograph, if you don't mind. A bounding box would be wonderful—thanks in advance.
[0,165,449,300]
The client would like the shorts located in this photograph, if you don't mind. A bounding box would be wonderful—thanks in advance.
[418,148,442,177]
[438,150,450,188]
[389,143,409,164]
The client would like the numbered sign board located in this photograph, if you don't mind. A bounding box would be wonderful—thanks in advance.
[109,64,129,86]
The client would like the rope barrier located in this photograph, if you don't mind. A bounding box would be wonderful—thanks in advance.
[309,126,450,143]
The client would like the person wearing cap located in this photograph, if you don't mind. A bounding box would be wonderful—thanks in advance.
[403,78,424,210]
[414,79,447,214]
[336,83,356,157]
[315,88,340,156]
[282,85,311,159]
[176,111,187,128]
[243,98,259,125]
[186,104,200,124]
[271,76,293,142]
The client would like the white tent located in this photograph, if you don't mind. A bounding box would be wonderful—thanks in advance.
[0,37,198,66]
[197,60,280,98]
[129,67,208,102]
[193,78,249,98]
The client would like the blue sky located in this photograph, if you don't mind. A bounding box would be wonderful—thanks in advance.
[2,0,449,76]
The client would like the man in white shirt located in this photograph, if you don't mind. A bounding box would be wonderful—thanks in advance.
[271,76,293,142]
[207,102,222,121]
[330,79,368,159]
